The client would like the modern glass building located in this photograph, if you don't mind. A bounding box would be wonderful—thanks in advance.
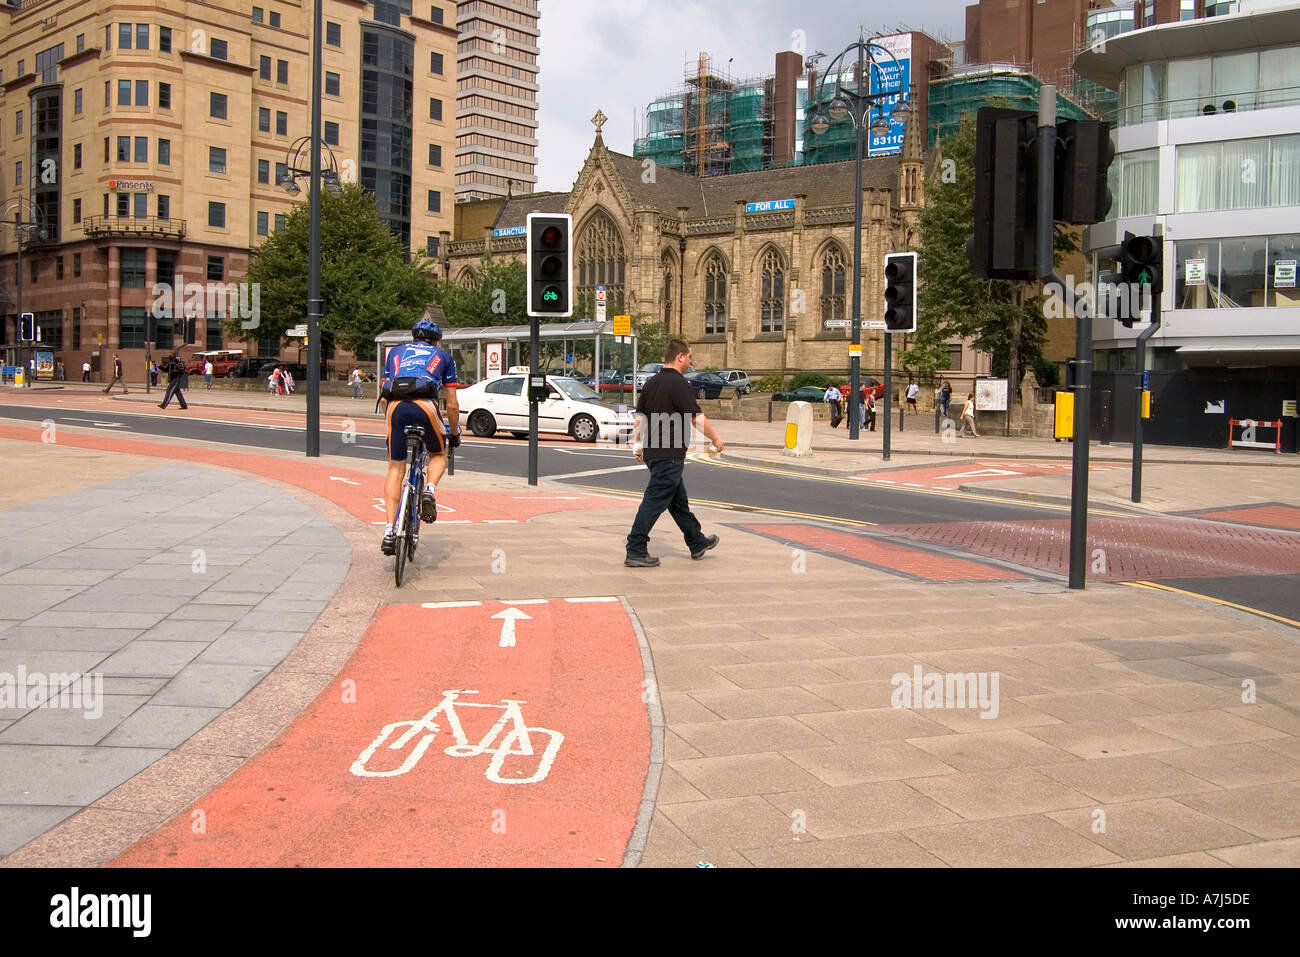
[1075,1,1300,446]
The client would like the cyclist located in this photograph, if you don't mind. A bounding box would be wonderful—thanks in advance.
[378,317,462,555]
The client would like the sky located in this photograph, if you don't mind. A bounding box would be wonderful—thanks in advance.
[531,0,970,192]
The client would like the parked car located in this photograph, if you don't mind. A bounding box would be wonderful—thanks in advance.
[772,385,829,403]
[718,369,751,394]
[186,350,244,376]
[636,362,664,387]
[597,370,634,392]
[457,374,636,443]
[683,371,730,399]
[839,376,885,400]
[229,356,286,378]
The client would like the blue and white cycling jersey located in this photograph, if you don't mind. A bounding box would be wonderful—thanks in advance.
[382,341,459,396]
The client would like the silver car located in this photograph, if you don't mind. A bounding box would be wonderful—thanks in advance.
[718,370,751,394]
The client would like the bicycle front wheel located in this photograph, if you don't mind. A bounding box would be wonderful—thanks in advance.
[394,492,411,587]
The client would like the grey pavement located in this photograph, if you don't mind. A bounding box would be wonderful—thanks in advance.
[0,464,348,857]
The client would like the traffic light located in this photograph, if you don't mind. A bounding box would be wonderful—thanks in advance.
[1100,231,1162,327]
[883,252,918,333]
[968,107,1038,280]
[1054,119,1114,225]
[526,212,572,317]
[18,312,35,341]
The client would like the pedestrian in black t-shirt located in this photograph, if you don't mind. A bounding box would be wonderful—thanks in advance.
[625,339,725,567]
[103,354,128,394]
[157,352,189,410]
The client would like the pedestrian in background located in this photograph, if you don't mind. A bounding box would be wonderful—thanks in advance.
[865,390,876,431]
[939,380,952,419]
[81,360,91,382]
[959,392,980,438]
[906,378,920,414]
[350,367,364,398]
[158,353,189,410]
[203,359,214,389]
[103,354,128,393]
[625,338,723,568]
[823,384,842,428]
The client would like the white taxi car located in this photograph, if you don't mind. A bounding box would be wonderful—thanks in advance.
[457,373,636,443]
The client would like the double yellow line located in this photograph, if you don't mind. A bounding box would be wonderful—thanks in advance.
[1123,580,1300,629]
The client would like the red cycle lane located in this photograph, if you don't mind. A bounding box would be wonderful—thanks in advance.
[111,597,650,867]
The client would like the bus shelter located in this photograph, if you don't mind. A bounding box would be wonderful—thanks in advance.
[373,319,638,387]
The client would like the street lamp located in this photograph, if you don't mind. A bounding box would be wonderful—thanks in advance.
[808,32,909,442]
[2,197,48,389]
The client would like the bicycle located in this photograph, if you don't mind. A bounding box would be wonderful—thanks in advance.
[392,417,455,587]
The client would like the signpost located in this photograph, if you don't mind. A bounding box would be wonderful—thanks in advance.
[595,284,607,322]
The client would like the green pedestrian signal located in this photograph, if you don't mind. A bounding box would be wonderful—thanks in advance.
[527,214,572,317]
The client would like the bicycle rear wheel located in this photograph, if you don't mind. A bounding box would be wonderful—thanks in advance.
[394,490,411,587]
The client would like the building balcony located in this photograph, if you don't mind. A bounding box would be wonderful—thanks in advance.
[83,216,186,240]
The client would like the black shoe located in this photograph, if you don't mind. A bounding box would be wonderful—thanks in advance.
[624,554,660,567]
[420,489,437,523]
[158,403,166,409]
[381,532,396,556]
[690,534,720,560]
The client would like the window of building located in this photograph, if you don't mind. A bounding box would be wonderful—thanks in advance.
[207,256,225,282]
[73,253,81,277]
[429,6,443,25]
[134,136,147,162]
[76,33,85,53]
[703,255,727,335]
[116,136,130,161]
[258,158,270,183]
[211,92,227,119]
[252,6,264,23]
[55,256,64,281]
[104,137,109,162]
[103,193,109,216]
[324,121,339,146]
[154,315,174,351]
[13,161,20,188]
[576,211,627,307]
[74,89,83,115]
[1261,47,1300,109]
[760,248,785,334]
[1216,52,1259,112]
[1267,234,1300,306]
[257,211,269,235]
[210,146,227,173]
[133,193,147,219]
[157,250,175,288]
[1111,148,1159,218]
[14,111,21,136]
[104,80,110,108]
[73,307,81,349]
[277,59,289,84]
[429,98,442,121]
[426,236,439,257]
[118,23,132,49]
[136,24,149,49]
[427,190,441,213]
[326,21,341,46]
[259,107,271,132]
[260,56,271,81]
[275,162,288,183]
[73,143,82,169]
[209,201,226,228]
[271,11,281,28]
[276,111,287,135]
[135,79,148,105]
[157,194,169,219]
[820,246,846,326]
[1219,237,1268,307]
[118,80,131,106]
[105,26,111,51]
[29,259,38,283]
[159,138,171,165]
[431,52,443,74]
[325,71,340,96]
[429,143,441,166]
[1176,135,1300,212]
[120,249,146,288]
[1167,57,1213,119]
[119,308,146,349]
[210,38,228,60]
[1180,0,1197,19]
[275,213,287,231]
[160,26,172,53]
[206,316,224,350]
[116,193,129,217]
[159,82,171,109]
[73,198,81,223]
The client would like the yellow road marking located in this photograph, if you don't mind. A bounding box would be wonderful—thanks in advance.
[690,452,1136,518]
[1123,580,1300,629]
[565,483,878,527]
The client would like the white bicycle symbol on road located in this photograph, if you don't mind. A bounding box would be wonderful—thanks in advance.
[350,690,564,785]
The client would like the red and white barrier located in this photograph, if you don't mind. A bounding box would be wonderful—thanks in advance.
[1229,419,1282,451]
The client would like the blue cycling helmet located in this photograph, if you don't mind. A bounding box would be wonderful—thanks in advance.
[412,317,442,342]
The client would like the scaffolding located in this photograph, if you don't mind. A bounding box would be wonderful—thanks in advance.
[632,53,773,177]
[926,64,1097,148]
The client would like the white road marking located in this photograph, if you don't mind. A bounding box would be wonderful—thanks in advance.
[547,465,645,481]
[492,606,533,647]
[483,519,518,524]
[421,600,483,608]
[511,496,584,500]
[63,417,127,428]
[330,476,361,485]
[936,468,1023,479]
[498,599,548,605]
[564,596,618,603]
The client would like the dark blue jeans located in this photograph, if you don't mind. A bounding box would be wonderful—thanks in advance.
[160,378,188,409]
[626,457,706,557]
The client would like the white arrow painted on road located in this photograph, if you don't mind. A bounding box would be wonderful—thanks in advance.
[330,476,361,485]
[491,606,533,648]
[936,468,1023,479]
[63,418,127,428]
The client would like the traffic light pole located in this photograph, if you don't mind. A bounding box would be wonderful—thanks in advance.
[528,317,539,486]
[882,332,891,460]
[1131,290,1162,503]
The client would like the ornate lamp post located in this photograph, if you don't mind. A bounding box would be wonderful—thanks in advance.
[277,129,343,457]
[2,197,48,388]
[808,31,910,441]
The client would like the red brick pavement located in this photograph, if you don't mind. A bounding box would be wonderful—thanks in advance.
[1193,504,1300,532]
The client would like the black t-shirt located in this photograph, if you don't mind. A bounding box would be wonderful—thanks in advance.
[636,367,701,460]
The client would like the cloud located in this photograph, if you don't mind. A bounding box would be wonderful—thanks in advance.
[532,0,968,191]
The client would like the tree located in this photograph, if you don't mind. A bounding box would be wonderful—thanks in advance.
[237,182,435,355]
[434,258,527,327]
[904,109,1077,401]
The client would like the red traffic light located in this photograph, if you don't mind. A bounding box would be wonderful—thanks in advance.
[540,225,563,247]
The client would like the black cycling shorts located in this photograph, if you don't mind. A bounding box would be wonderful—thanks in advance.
[386,398,444,461]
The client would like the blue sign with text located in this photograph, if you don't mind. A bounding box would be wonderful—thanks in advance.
[745,199,796,214]
[493,226,527,238]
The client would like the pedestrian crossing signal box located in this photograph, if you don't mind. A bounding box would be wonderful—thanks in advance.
[1054,391,1074,439]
